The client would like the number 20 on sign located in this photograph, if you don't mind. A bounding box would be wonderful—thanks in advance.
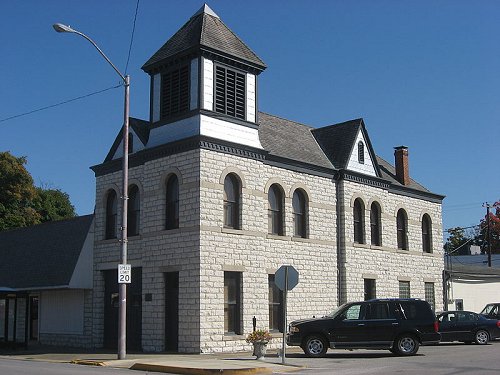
[118,264,132,284]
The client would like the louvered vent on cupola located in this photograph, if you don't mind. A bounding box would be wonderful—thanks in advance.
[215,65,246,120]
[161,64,190,118]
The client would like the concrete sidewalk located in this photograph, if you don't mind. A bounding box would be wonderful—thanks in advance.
[0,345,305,374]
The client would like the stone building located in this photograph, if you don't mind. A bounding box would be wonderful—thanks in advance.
[90,4,444,353]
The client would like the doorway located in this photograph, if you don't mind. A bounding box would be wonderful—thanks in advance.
[164,272,179,351]
[29,296,38,340]
[103,268,142,351]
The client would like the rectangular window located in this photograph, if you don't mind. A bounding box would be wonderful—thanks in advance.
[161,65,189,119]
[268,275,283,332]
[399,281,411,299]
[367,303,393,320]
[364,279,376,301]
[224,272,241,334]
[215,65,246,120]
[424,282,435,311]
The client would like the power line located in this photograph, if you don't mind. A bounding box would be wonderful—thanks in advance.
[445,224,480,233]
[0,85,121,124]
[124,0,140,75]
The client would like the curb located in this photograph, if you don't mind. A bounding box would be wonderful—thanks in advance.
[70,359,107,366]
[130,363,273,375]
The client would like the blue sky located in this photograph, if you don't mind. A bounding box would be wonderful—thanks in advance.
[1,0,499,236]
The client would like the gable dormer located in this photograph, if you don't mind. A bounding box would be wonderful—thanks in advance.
[312,118,381,177]
[142,4,266,126]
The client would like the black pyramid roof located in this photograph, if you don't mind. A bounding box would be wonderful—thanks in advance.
[142,4,266,72]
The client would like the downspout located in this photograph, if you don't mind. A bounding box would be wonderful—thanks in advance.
[335,172,347,305]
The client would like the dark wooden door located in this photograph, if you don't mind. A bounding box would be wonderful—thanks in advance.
[164,272,179,351]
[104,268,142,351]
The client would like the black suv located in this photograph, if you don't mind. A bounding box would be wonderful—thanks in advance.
[287,298,440,357]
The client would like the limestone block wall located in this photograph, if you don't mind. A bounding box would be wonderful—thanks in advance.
[93,149,202,352]
[198,149,338,353]
[340,180,444,309]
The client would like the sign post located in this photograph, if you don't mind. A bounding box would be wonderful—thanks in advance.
[274,265,299,364]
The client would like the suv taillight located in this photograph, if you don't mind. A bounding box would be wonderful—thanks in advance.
[434,321,439,332]
[496,321,500,329]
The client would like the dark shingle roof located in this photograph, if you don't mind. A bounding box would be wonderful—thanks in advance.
[258,112,435,195]
[104,117,150,162]
[447,255,500,278]
[142,5,266,72]
[131,117,150,145]
[311,119,363,170]
[258,112,333,169]
[0,215,93,289]
[376,155,429,192]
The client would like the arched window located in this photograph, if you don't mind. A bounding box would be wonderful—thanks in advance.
[422,214,432,253]
[353,198,365,244]
[268,184,284,235]
[370,202,381,246]
[166,175,179,230]
[358,141,365,164]
[127,185,140,236]
[397,209,408,250]
[223,174,241,229]
[292,189,307,238]
[105,190,117,239]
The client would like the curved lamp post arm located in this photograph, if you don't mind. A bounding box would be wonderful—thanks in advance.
[53,23,126,83]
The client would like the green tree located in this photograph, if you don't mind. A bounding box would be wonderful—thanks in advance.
[0,151,76,231]
[444,227,471,255]
[34,187,76,222]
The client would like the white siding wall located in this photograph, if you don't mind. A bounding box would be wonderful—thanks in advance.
[246,73,256,123]
[40,290,84,334]
[202,57,214,111]
[449,278,500,313]
[199,114,263,149]
[346,130,377,176]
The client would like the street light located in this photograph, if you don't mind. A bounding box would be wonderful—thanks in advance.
[53,23,130,360]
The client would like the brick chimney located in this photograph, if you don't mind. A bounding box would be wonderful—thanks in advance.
[394,146,410,185]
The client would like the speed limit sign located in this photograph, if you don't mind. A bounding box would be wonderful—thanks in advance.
[118,264,131,284]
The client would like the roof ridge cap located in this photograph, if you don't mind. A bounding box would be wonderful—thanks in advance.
[192,3,220,19]
[259,111,314,129]
[206,13,264,66]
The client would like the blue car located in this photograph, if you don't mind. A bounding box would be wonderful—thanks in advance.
[437,310,500,345]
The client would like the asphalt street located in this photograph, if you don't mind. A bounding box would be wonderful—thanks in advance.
[0,342,498,375]
[274,342,500,375]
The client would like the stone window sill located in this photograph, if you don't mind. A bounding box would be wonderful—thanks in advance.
[223,334,245,341]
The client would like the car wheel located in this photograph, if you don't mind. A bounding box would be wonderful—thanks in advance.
[474,330,489,345]
[303,335,328,357]
[393,334,420,356]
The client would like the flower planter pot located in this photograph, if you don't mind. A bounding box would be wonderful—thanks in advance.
[252,340,268,360]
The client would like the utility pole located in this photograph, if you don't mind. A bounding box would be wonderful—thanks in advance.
[483,203,492,267]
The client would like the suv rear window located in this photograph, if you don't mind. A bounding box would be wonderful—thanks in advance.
[398,301,432,320]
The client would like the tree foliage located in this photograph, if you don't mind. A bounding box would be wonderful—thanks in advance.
[0,151,76,231]
[444,227,469,255]
[478,202,500,255]
[445,201,500,255]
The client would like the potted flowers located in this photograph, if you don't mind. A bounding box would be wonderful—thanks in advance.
[246,329,272,360]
